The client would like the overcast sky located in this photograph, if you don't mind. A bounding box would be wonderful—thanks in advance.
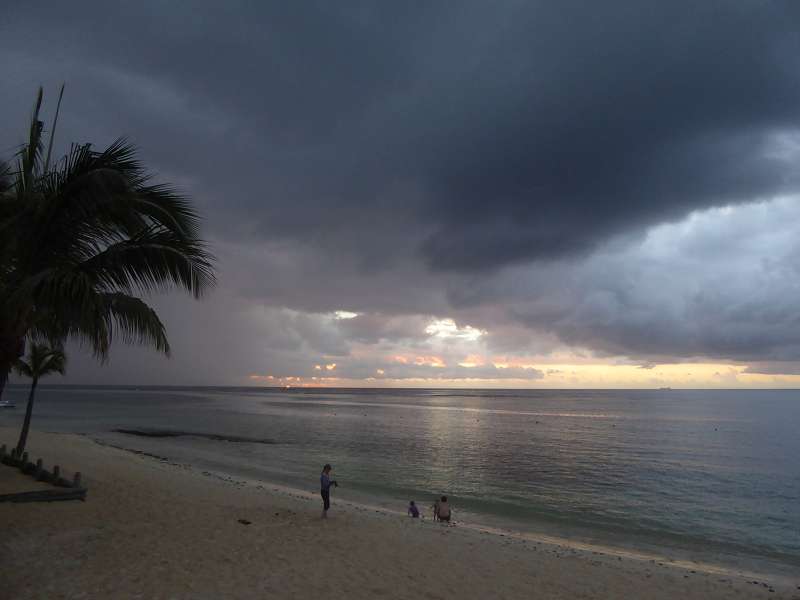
[4,2,800,388]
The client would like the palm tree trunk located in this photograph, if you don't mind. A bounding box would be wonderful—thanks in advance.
[16,376,38,455]
[0,335,24,401]
[0,364,8,401]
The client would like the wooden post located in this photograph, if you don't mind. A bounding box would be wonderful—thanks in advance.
[35,458,43,479]
[52,465,60,482]
[73,472,82,488]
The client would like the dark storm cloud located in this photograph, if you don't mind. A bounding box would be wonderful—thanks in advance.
[4,1,800,382]
[5,2,800,269]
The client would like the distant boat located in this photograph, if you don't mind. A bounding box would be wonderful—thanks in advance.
[659,387,672,391]
[0,400,16,408]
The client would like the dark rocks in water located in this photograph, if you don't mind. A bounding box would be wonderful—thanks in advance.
[112,428,275,444]
[238,519,252,525]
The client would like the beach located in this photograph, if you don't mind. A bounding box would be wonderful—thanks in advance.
[1,426,797,600]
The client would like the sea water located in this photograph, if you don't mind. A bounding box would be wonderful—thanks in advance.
[1,386,798,573]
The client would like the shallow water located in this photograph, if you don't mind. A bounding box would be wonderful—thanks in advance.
[2,386,798,573]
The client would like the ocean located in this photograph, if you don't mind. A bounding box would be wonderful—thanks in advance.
[1,386,798,575]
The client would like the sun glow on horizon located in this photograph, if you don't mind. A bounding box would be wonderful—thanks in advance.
[246,360,800,389]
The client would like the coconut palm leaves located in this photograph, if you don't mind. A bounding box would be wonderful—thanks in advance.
[13,343,66,379]
[14,343,66,454]
[0,87,215,396]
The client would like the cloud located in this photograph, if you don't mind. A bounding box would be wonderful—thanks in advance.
[469,197,800,364]
[4,2,800,271]
[4,3,800,385]
[425,319,484,341]
[742,362,800,376]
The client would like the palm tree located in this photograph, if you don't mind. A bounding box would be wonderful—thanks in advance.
[0,87,215,400]
[14,343,66,455]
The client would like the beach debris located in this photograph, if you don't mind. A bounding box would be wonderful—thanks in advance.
[0,488,87,503]
[0,445,88,502]
[237,519,252,525]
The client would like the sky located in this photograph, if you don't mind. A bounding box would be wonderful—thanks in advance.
[3,1,800,388]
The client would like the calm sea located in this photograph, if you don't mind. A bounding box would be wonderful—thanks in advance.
[1,386,798,573]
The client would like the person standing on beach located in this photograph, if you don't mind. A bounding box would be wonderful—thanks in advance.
[320,464,338,518]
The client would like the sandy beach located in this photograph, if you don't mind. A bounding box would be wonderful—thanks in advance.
[1,426,797,600]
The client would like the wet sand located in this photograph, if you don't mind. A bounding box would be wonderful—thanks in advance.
[1,426,797,599]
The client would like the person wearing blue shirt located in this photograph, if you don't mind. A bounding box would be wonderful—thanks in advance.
[320,463,338,518]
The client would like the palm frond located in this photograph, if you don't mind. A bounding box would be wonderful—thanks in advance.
[1,89,216,366]
[23,270,171,359]
[42,83,65,174]
[102,293,169,354]
[79,229,215,297]
[12,359,33,378]
[17,87,45,197]
[0,161,12,194]
[134,184,201,238]
[22,268,112,357]
[14,342,66,379]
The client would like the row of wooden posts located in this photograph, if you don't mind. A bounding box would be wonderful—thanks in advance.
[0,443,87,502]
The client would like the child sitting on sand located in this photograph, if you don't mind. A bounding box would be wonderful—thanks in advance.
[437,496,451,523]
[408,500,420,518]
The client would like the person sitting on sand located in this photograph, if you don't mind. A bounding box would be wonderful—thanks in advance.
[320,464,338,518]
[408,500,420,518]
[437,496,451,523]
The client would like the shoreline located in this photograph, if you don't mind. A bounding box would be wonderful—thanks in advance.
[87,429,800,582]
[162,463,800,587]
[2,427,798,599]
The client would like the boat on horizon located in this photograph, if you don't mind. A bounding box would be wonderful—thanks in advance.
[0,400,16,408]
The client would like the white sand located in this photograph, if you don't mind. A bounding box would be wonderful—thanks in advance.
[1,427,797,600]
